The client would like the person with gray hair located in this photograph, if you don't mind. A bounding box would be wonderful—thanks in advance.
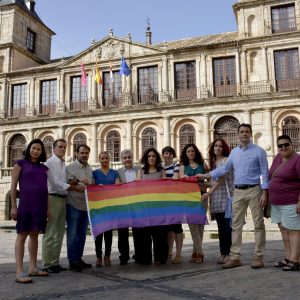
[117,149,140,265]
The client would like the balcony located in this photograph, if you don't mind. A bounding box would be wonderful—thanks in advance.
[264,17,299,35]
[1,79,299,120]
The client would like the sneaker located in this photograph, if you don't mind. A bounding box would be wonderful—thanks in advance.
[251,257,264,269]
[222,259,242,269]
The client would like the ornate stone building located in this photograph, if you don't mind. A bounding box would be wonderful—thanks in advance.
[0,0,299,220]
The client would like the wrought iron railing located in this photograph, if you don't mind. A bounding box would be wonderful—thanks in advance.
[1,79,300,119]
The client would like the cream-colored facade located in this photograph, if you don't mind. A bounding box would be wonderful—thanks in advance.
[0,0,299,220]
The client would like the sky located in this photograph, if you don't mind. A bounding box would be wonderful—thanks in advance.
[36,0,238,59]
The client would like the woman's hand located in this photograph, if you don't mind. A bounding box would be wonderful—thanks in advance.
[201,193,210,201]
[10,207,17,221]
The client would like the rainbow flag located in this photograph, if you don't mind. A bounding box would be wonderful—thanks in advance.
[86,179,207,238]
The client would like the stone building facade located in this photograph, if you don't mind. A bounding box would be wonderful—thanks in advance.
[0,0,299,220]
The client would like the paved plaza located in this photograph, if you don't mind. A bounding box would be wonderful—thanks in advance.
[0,220,299,300]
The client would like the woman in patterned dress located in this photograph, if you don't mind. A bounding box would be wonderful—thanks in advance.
[202,139,234,264]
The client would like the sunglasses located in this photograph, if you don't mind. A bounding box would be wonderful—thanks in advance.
[277,143,290,149]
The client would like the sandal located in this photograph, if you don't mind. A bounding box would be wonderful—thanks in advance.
[282,261,300,271]
[167,254,173,260]
[15,272,32,284]
[171,255,182,264]
[29,268,49,277]
[194,253,204,264]
[274,258,289,268]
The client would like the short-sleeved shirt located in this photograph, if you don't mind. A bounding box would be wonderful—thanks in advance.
[163,162,180,178]
[269,153,300,205]
[92,168,119,185]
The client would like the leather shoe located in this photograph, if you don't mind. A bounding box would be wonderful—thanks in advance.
[222,259,242,269]
[80,259,92,269]
[251,257,264,269]
[69,262,83,272]
[55,265,67,271]
[43,266,60,273]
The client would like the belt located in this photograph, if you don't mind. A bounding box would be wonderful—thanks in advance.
[49,193,66,198]
[234,184,259,190]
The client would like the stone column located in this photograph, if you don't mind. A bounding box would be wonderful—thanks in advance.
[241,50,248,83]
[57,71,65,113]
[202,114,210,158]
[162,57,169,92]
[90,69,97,110]
[0,131,4,166]
[26,78,35,117]
[196,57,201,98]
[243,110,251,124]
[57,126,65,139]
[264,108,274,154]
[91,123,98,164]
[28,129,34,142]
[200,54,207,87]
[261,47,269,81]
[0,80,7,118]
[126,120,133,150]
[163,116,170,147]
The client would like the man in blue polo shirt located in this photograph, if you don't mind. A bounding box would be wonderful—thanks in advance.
[198,123,269,269]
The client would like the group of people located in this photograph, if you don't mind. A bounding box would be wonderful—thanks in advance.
[10,123,300,283]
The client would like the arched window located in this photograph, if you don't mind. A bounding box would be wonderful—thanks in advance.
[106,130,121,162]
[73,133,87,160]
[214,116,240,149]
[179,124,195,151]
[9,134,26,166]
[141,127,157,154]
[43,136,54,159]
[282,116,300,152]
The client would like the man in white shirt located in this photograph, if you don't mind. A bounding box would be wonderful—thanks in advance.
[117,149,139,265]
[42,139,85,273]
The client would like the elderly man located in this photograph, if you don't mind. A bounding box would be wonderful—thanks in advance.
[117,149,140,265]
[66,144,93,272]
[42,139,85,273]
[197,124,269,269]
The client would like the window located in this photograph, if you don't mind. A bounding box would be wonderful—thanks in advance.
[106,130,121,162]
[138,66,158,104]
[213,57,237,97]
[271,4,296,34]
[175,61,196,100]
[9,134,26,167]
[214,116,240,149]
[103,71,122,107]
[282,116,300,152]
[72,133,87,160]
[179,124,195,151]
[26,29,36,53]
[70,76,88,111]
[40,80,57,115]
[11,84,27,117]
[43,136,54,158]
[141,127,157,153]
[274,49,300,91]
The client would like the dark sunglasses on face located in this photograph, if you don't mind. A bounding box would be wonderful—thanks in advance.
[277,142,290,149]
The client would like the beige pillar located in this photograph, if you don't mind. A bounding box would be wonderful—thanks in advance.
[162,57,169,92]
[0,80,7,118]
[202,114,210,158]
[262,47,269,81]
[26,79,35,116]
[200,54,207,87]
[91,123,98,164]
[126,120,133,150]
[264,108,274,154]
[0,131,4,166]
[28,129,34,142]
[243,110,251,124]
[163,116,170,147]
[58,71,65,113]
[241,50,248,83]
[57,126,65,139]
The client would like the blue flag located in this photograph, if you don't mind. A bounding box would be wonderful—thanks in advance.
[119,56,131,76]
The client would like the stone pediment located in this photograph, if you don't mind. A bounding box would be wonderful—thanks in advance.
[61,36,166,68]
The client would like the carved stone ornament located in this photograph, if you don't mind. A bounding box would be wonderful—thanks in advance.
[102,40,122,60]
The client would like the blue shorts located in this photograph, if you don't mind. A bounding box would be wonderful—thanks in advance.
[271,204,300,230]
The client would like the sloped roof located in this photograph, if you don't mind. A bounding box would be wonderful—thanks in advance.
[158,31,238,50]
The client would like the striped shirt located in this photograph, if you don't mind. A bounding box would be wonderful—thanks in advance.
[163,162,180,178]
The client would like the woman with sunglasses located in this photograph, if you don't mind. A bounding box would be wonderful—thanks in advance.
[269,135,300,271]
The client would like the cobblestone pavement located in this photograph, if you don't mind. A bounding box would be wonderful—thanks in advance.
[0,220,299,300]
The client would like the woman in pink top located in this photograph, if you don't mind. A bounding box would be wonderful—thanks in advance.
[269,135,300,271]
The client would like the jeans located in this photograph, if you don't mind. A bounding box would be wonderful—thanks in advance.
[66,204,88,264]
[215,212,232,256]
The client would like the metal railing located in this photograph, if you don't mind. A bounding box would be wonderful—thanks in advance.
[1,79,300,119]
